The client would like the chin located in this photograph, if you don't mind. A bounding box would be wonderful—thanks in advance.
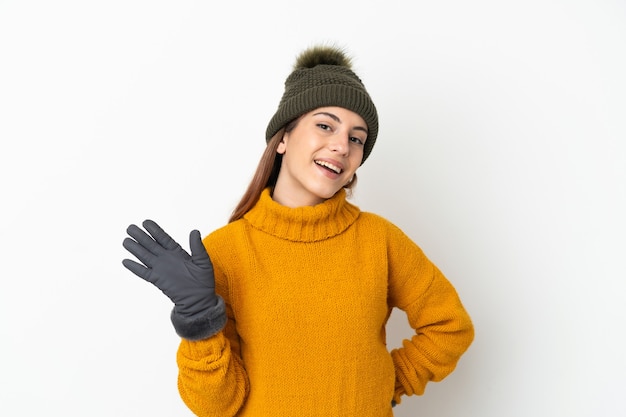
[315,187,342,200]
[305,180,345,203]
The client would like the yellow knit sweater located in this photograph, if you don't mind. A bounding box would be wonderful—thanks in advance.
[176,188,474,416]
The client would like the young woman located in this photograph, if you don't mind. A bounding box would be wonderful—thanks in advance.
[123,45,474,416]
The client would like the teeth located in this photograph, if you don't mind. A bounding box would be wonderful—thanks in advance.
[315,160,342,174]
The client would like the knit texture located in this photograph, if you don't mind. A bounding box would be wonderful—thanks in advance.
[266,46,379,164]
[176,189,474,416]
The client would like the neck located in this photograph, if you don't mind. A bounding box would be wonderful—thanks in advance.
[243,188,360,242]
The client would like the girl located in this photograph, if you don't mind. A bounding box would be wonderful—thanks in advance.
[123,45,474,416]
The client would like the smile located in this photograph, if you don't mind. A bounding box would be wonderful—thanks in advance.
[315,160,343,174]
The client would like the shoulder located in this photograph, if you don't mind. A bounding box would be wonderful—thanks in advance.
[203,219,247,249]
[356,211,408,237]
[202,219,252,264]
[356,211,426,258]
[201,219,250,278]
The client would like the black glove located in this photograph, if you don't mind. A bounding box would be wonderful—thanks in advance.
[123,219,226,340]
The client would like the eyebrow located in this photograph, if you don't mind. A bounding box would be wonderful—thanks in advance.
[313,111,368,134]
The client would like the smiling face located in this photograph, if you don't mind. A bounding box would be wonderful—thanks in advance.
[272,106,368,208]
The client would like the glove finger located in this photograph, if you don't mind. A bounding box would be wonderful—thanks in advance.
[126,223,162,255]
[122,258,152,281]
[189,230,212,269]
[143,219,186,254]
[123,237,156,267]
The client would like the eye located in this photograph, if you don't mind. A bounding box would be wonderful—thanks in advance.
[317,123,332,131]
[350,136,365,145]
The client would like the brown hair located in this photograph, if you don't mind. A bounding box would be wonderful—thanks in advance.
[228,118,358,223]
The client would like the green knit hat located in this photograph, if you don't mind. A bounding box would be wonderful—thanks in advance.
[266,45,379,164]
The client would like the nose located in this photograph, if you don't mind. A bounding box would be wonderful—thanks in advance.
[328,133,349,156]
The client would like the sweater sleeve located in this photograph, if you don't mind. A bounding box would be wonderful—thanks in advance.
[386,223,474,404]
[176,319,249,416]
[175,239,250,417]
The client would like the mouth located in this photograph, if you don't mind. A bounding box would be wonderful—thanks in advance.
[314,160,343,174]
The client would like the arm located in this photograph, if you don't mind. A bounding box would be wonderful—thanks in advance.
[176,238,249,417]
[123,220,249,415]
[386,225,474,404]
[177,315,249,416]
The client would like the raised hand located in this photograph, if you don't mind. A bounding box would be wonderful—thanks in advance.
[123,219,226,339]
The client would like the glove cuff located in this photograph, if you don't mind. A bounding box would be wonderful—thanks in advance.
[170,296,227,341]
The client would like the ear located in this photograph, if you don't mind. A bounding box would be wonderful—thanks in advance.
[276,132,289,155]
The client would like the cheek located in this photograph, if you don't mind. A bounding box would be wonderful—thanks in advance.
[350,150,364,167]
[344,162,359,180]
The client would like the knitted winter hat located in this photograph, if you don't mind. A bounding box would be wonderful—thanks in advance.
[266,45,378,164]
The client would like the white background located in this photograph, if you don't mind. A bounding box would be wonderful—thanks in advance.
[1,1,625,416]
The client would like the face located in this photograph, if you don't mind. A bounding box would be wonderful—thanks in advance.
[272,106,368,207]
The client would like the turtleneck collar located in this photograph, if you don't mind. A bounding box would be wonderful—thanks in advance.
[243,188,361,242]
